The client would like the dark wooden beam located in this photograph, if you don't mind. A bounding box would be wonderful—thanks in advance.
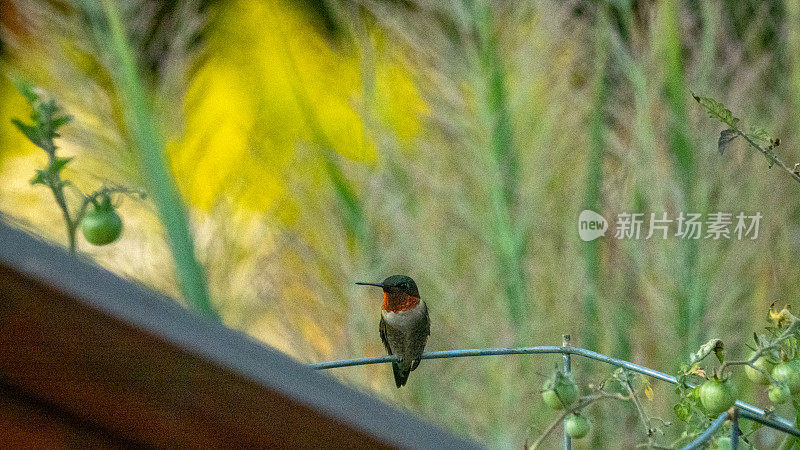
[0,221,481,449]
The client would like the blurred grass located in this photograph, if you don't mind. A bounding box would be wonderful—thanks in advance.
[3,0,800,448]
[93,0,216,318]
[472,0,527,340]
[658,0,704,358]
[581,3,610,359]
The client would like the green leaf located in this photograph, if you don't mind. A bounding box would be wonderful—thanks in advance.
[674,403,690,422]
[718,129,737,155]
[38,99,57,120]
[11,119,43,147]
[690,339,724,364]
[51,156,72,174]
[37,100,58,137]
[692,94,740,128]
[52,114,73,130]
[12,78,39,104]
[30,169,47,185]
[747,126,772,144]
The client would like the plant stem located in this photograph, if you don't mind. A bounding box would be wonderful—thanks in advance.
[623,376,657,447]
[41,144,78,253]
[719,317,800,377]
[98,0,218,319]
[659,0,703,358]
[473,0,527,336]
[734,129,800,185]
[50,183,77,253]
[528,392,630,449]
[582,2,610,356]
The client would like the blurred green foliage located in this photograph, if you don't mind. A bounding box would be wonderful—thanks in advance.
[3,0,800,447]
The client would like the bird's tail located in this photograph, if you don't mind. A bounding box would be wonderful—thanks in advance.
[392,362,411,388]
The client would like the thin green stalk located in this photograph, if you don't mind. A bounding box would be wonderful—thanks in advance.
[611,6,661,365]
[470,2,526,442]
[658,0,701,357]
[582,5,611,356]
[48,172,78,253]
[473,0,527,335]
[98,0,217,319]
[272,8,371,252]
[696,0,717,93]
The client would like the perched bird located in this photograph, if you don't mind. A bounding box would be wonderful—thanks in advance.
[356,275,430,388]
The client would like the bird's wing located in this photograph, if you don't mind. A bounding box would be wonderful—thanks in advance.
[424,301,430,336]
[410,302,430,372]
[381,315,408,387]
[379,315,392,355]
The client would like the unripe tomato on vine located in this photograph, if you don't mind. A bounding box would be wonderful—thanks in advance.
[80,194,123,246]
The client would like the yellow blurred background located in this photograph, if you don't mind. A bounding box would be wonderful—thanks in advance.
[3,0,800,447]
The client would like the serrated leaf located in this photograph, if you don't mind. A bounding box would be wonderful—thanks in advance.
[718,129,737,155]
[52,114,73,130]
[30,169,47,185]
[37,100,58,137]
[12,78,39,104]
[11,119,43,147]
[693,94,740,128]
[51,157,72,174]
[38,99,57,118]
[748,126,772,144]
[674,403,690,422]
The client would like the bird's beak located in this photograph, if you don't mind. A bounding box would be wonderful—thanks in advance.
[355,282,383,287]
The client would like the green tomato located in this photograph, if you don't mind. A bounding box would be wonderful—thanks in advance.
[772,360,800,395]
[541,373,577,410]
[745,352,773,385]
[564,413,590,439]
[698,379,736,416]
[769,383,791,404]
[80,198,123,246]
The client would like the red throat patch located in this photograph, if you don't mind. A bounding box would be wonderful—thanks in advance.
[382,292,420,313]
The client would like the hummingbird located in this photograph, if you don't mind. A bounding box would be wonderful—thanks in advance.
[356,275,430,388]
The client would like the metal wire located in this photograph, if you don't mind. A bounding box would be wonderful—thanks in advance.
[739,409,800,437]
[310,344,800,440]
[731,410,740,450]
[681,411,731,450]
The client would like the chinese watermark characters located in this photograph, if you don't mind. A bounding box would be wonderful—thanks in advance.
[578,210,761,242]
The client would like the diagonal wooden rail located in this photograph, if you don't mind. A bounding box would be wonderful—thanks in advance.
[311,343,800,446]
[0,221,479,449]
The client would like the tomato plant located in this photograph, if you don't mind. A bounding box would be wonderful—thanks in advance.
[10,81,145,253]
